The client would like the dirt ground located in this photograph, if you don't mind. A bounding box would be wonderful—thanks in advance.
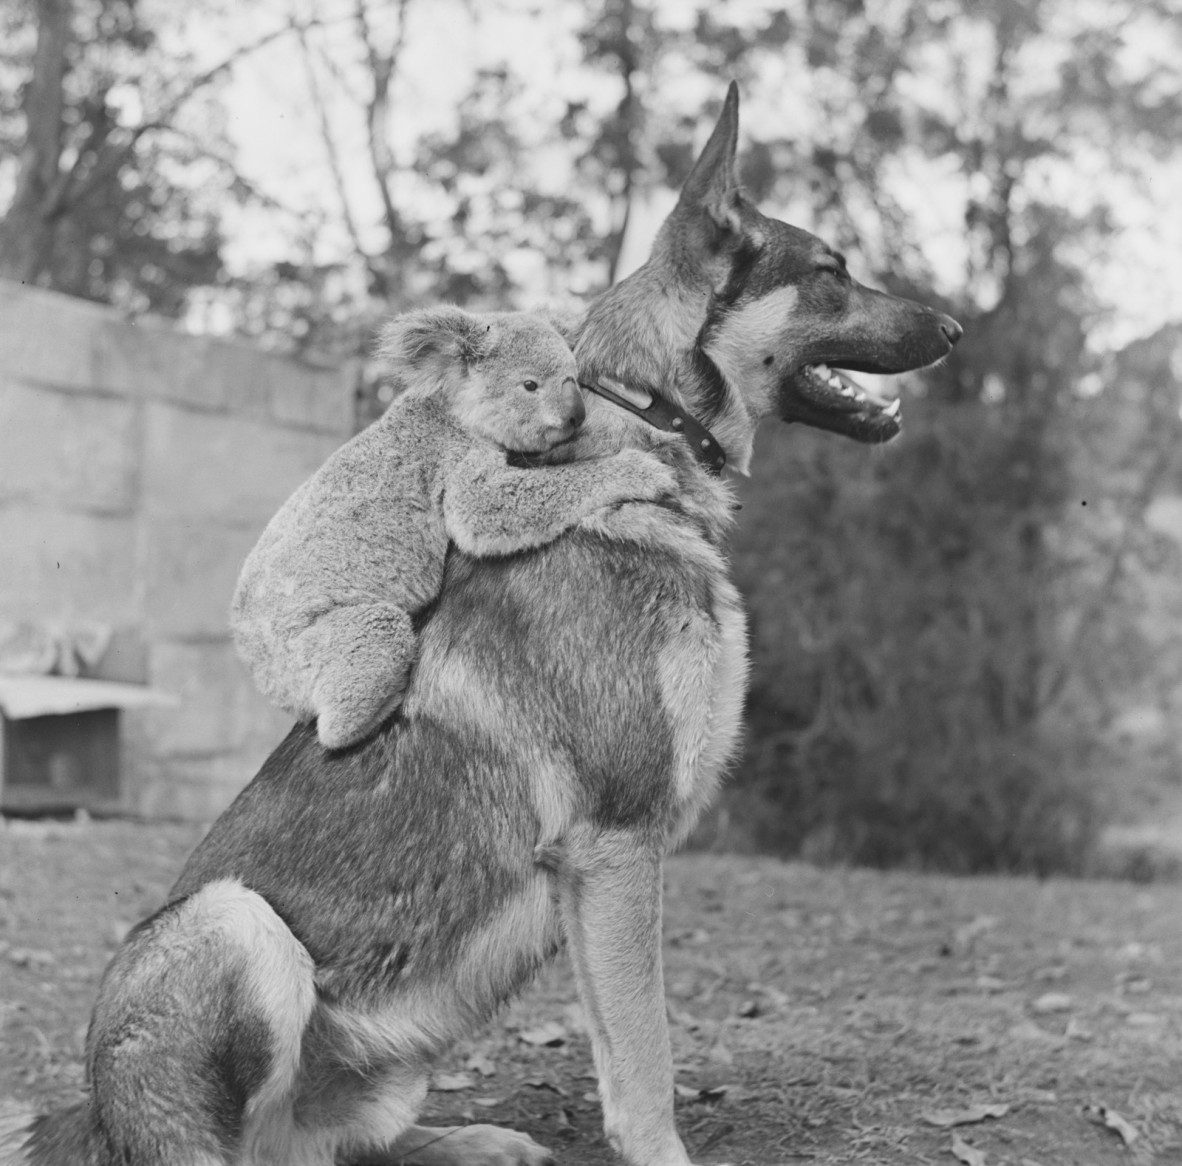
[1,817,1180,1166]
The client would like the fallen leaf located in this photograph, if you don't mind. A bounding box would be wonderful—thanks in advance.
[523,1078,567,1096]
[464,1053,496,1077]
[1083,1103,1139,1146]
[1125,1012,1162,1028]
[707,1039,734,1067]
[430,1072,475,1092]
[950,1132,987,1165]
[737,999,761,1018]
[473,1098,502,1109]
[922,1103,1010,1129]
[518,1022,567,1047]
[674,1083,730,1103]
[1034,965,1068,982]
[1030,992,1073,1014]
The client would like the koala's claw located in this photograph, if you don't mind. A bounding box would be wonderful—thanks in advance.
[613,449,678,500]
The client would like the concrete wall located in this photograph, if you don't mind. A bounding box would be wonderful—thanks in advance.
[0,281,356,818]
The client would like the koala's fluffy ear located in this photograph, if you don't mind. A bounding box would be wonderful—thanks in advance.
[378,306,493,384]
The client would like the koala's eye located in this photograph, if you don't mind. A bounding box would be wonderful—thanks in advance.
[523,379,539,392]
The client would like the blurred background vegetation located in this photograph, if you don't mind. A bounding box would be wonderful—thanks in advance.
[3,0,1181,874]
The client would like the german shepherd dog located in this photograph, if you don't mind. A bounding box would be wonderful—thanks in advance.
[8,85,960,1166]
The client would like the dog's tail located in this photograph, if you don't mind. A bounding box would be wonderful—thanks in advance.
[1,1101,106,1166]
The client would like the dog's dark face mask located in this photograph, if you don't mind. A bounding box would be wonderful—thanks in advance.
[681,86,963,445]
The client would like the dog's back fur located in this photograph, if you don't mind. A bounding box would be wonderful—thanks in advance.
[9,84,959,1166]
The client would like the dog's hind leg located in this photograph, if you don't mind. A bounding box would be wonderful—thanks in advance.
[548,827,692,1166]
[14,879,318,1166]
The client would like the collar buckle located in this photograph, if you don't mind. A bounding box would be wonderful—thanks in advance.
[580,377,727,476]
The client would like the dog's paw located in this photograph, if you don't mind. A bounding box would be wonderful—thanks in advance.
[366,1125,553,1166]
[445,1125,554,1166]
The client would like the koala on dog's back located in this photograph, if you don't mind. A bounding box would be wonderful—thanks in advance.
[232,306,674,751]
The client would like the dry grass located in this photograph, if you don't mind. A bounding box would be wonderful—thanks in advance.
[2,819,1180,1164]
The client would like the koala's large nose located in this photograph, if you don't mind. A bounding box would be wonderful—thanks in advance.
[560,377,585,431]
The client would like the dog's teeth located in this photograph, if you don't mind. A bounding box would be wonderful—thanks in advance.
[838,383,855,396]
[813,364,830,376]
[884,398,902,418]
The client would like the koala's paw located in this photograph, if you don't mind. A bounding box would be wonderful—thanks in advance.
[315,677,410,751]
[610,448,678,501]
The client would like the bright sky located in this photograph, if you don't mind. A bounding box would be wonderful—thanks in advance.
[163,0,1182,349]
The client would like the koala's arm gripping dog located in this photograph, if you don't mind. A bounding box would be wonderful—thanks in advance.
[441,442,670,558]
[232,306,674,751]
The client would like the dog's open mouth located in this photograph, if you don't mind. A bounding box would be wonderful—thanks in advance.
[780,362,903,444]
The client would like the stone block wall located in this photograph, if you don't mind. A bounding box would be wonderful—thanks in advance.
[0,281,356,818]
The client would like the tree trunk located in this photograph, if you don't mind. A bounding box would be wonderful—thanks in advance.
[0,0,72,284]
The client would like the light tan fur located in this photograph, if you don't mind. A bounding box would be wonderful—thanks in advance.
[551,828,682,1166]
[657,576,749,819]
[231,306,675,750]
[701,285,804,471]
[211,885,317,1164]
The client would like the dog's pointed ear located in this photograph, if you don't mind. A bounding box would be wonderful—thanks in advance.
[678,82,742,237]
[379,306,493,382]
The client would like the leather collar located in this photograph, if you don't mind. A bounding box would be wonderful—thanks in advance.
[580,377,727,476]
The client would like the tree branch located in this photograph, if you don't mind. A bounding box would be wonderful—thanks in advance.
[60,17,327,216]
[353,0,413,267]
[294,22,376,279]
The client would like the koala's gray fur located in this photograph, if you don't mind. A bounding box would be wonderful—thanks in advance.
[231,306,675,750]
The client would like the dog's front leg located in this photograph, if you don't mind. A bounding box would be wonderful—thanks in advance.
[550,827,693,1166]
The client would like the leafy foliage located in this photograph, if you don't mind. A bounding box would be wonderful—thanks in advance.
[0,0,246,315]
[3,0,1181,871]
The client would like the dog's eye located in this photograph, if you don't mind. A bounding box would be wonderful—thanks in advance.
[523,380,538,392]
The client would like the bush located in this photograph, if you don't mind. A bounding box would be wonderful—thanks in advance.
[721,390,1108,874]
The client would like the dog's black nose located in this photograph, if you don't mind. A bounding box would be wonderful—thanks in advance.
[938,314,964,347]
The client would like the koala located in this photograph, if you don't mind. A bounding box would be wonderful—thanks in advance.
[231,306,675,750]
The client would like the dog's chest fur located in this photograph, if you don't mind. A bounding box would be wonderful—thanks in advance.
[416,486,748,844]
